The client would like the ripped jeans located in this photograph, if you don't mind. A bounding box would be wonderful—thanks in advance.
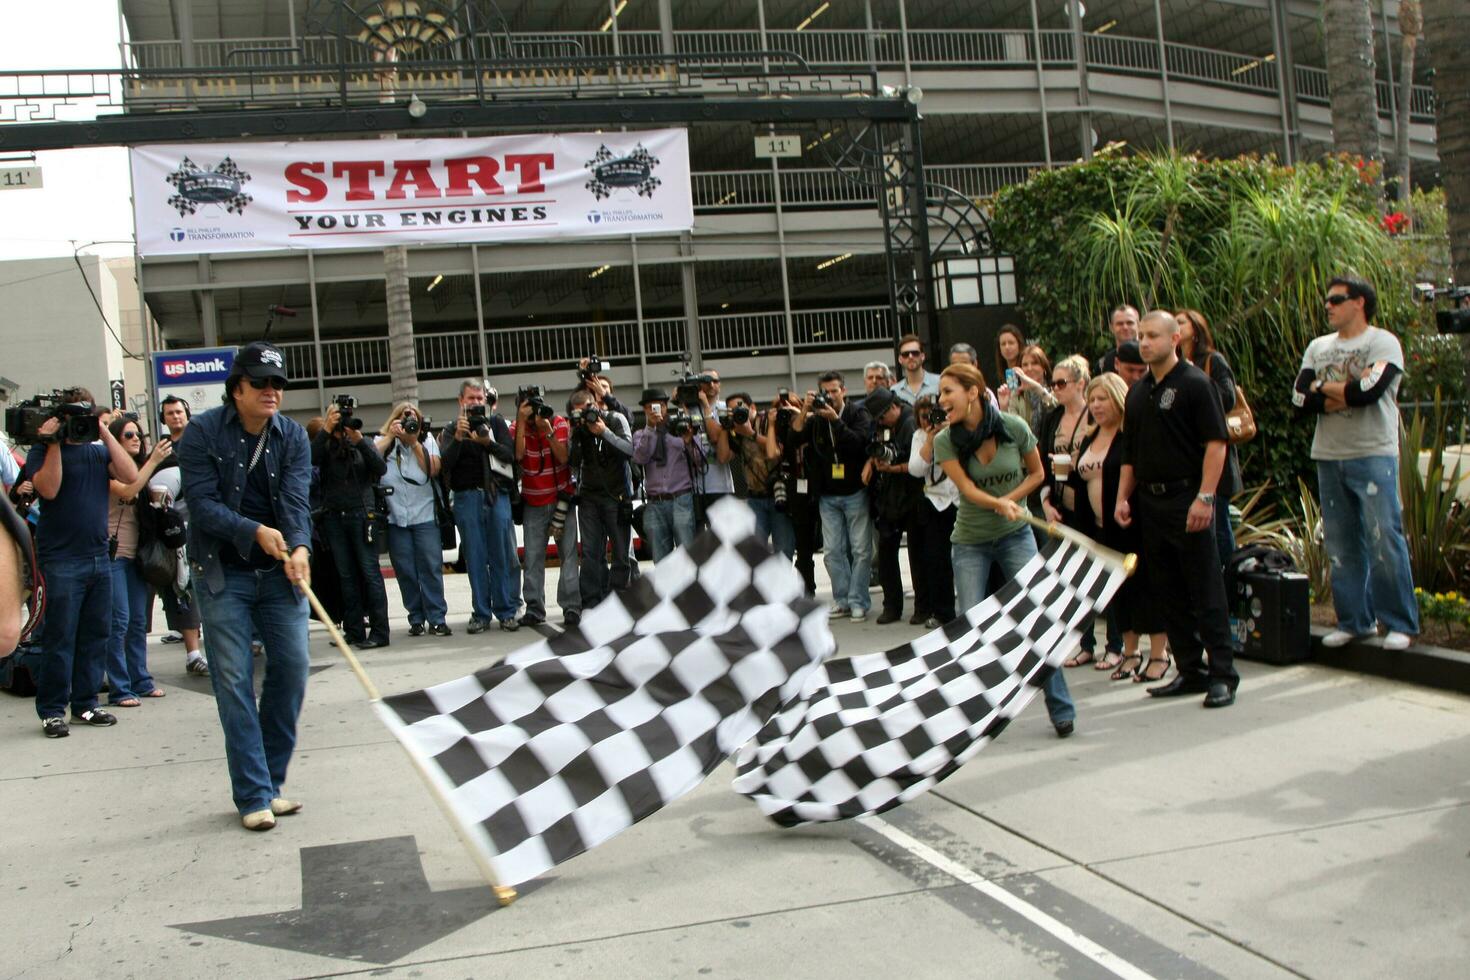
[1317,456,1419,636]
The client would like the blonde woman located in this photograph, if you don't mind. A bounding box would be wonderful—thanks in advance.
[1067,374,1169,682]
[375,403,449,637]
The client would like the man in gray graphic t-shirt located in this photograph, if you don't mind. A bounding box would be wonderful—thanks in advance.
[1293,274,1418,651]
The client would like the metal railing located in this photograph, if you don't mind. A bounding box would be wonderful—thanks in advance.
[274,305,893,383]
[118,27,1435,121]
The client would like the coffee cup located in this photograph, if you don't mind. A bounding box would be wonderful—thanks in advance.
[1051,453,1073,479]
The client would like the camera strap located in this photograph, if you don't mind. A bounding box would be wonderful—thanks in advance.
[394,445,425,486]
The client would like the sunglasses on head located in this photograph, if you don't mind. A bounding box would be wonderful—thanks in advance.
[1325,294,1353,306]
[248,377,286,391]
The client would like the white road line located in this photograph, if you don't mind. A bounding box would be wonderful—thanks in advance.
[860,815,1161,980]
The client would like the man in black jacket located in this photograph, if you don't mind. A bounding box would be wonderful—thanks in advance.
[568,388,634,608]
[863,388,924,625]
[312,399,390,649]
[439,381,521,633]
[789,370,873,622]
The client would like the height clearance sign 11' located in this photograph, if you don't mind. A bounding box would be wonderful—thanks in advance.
[130,129,692,256]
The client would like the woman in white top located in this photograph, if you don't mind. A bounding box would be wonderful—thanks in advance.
[906,393,959,627]
[375,403,449,636]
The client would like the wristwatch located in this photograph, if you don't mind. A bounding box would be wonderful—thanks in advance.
[1196,492,1216,504]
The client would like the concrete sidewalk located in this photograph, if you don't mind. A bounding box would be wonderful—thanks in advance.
[4,563,1468,979]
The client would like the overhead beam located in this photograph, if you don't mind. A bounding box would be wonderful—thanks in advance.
[0,97,916,152]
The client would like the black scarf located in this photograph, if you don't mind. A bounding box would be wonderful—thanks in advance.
[948,401,1011,462]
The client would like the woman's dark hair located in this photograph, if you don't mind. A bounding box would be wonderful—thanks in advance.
[108,416,150,466]
[997,323,1026,364]
[1175,309,1217,366]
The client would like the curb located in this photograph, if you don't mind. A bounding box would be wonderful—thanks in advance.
[1308,625,1470,696]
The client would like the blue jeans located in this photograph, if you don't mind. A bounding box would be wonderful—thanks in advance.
[522,499,580,619]
[107,557,156,701]
[196,565,310,816]
[952,526,1075,725]
[452,488,520,622]
[747,496,797,559]
[819,491,875,612]
[1318,456,1420,636]
[644,492,696,562]
[387,522,448,627]
[35,554,111,720]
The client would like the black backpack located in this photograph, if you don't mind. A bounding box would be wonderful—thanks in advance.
[1225,544,1297,597]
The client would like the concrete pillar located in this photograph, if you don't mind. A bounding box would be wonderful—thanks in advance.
[1068,0,1092,160]
[197,256,218,347]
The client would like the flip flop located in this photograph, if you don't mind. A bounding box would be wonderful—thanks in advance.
[111,698,142,707]
[142,689,166,698]
[1064,650,1095,668]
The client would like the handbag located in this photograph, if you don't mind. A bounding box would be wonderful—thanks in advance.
[1205,355,1257,446]
[431,476,457,551]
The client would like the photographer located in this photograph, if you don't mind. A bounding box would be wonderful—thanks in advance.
[513,386,580,629]
[726,391,791,557]
[862,388,924,625]
[177,341,313,829]
[440,380,520,633]
[375,403,449,637]
[907,394,957,628]
[568,388,634,607]
[27,389,139,739]
[312,396,390,650]
[789,370,873,622]
[763,389,818,595]
[577,357,633,427]
[632,387,703,561]
[149,395,207,675]
[694,370,736,524]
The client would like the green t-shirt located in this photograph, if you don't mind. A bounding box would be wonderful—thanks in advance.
[933,412,1037,544]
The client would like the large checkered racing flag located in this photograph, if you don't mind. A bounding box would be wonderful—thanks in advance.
[375,500,834,887]
[732,532,1129,825]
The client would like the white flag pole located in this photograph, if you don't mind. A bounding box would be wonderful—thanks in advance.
[298,579,520,907]
[1017,512,1139,579]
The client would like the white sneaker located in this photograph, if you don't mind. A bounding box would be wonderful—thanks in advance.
[1381,631,1412,651]
[827,602,850,619]
[849,609,867,623]
[1321,629,1365,648]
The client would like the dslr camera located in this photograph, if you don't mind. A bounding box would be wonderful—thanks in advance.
[578,356,607,383]
[866,430,902,465]
[401,413,430,439]
[666,406,694,437]
[724,405,751,426]
[519,384,556,421]
[926,404,948,427]
[333,394,364,431]
[578,405,606,426]
[811,392,834,412]
[4,390,100,445]
[465,403,490,435]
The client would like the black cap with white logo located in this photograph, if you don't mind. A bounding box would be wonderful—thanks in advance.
[233,341,288,381]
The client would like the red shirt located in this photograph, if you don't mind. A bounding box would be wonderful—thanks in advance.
[511,416,574,506]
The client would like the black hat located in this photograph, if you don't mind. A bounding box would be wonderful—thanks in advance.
[639,387,669,405]
[232,341,288,380]
[863,387,897,418]
[1115,340,1144,366]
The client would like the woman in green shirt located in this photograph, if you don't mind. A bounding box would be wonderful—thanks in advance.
[934,362,1076,736]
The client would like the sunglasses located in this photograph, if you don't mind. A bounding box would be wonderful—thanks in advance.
[248,377,287,391]
[1051,378,1070,388]
[1325,294,1353,306]
[121,430,141,439]
[899,349,923,358]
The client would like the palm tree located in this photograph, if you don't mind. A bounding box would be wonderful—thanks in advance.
[1421,0,1470,287]
[1322,0,1384,167]
[1393,1,1423,206]
[383,245,419,405]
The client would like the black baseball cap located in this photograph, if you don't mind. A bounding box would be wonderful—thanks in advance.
[1115,340,1145,366]
[233,341,288,381]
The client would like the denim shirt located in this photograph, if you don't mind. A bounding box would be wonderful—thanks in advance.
[177,403,313,596]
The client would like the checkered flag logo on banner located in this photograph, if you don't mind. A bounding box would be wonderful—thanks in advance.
[375,500,834,887]
[732,535,1128,826]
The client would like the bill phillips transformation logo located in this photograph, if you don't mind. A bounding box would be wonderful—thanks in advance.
[164,157,254,217]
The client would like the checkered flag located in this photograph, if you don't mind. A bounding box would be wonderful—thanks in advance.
[732,534,1128,826]
[375,500,834,887]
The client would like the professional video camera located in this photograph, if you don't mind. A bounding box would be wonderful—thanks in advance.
[666,406,694,437]
[1430,286,1470,335]
[673,371,714,408]
[466,403,490,436]
[4,391,100,445]
[866,430,902,465]
[519,384,556,421]
[578,356,607,383]
[927,404,948,427]
[333,394,364,431]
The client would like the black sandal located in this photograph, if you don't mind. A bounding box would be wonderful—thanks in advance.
[1064,650,1095,668]
[1134,656,1171,683]
[1110,654,1142,681]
